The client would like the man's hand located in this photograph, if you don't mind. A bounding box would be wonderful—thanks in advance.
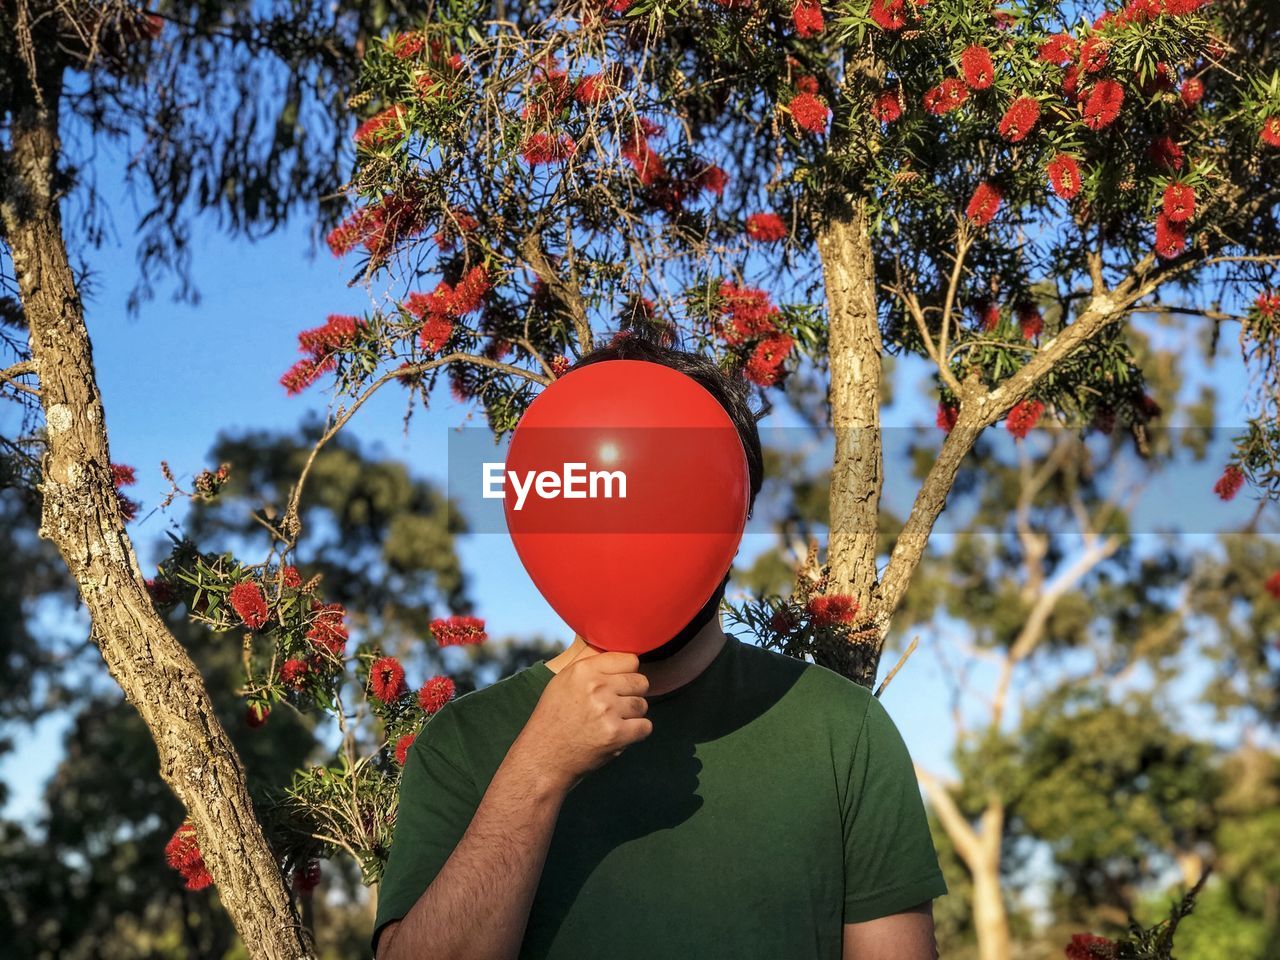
[509,645,653,792]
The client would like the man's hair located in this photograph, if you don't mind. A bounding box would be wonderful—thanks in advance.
[570,333,765,517]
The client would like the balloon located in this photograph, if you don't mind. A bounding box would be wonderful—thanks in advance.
[503,359,749,654]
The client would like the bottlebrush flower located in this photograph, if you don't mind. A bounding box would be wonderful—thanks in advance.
[229,580,269,630]
[280,659,310,689]
[520,132,576,166]
[430,615,488,646]
[111,462,141,521]
[746,212,787,242]
[354,105,407,148]
[306,601,349,656]
[1081,79,1124,130]
[871,90,903,122]
[574,72,615,104]
[796,75,820,95]
[1047,153,1083,199]
[792,0,825,36]
[745,334,795,387]
[1257,291,1280,318]
[1065,933,1116,960]
[1213,463,1244,500]
[1038,33,1077,66]
[394,733,416,765]
[965,182,1003,226]
[245,703,270,729]
[1162,182,1195,222]
[1062,65,1082,102]
[979,300,1001,331]
[621,131,667,185]
[369,656,408,703]
[961,45,995,90]
[1006,399,1045,439]
[807,594,859,626]
[868,0,906,30]
[1180,77,1204,107]
[936,403,959,433]
[1148,135,1185,172]
[789,92,830,133]
[297,314,365,357]
[1017,304,1044,338]
[1265,571,1280,599]
[717,282,782,343]
[146,577,177,606]
[769,606,799,635]
[281,566,302,588]
[293,861,322,896]
[998,97,1040,142]
[1261,117,1280,147]
[1154,212,1186,259]
[693,162,729,196]
[1079,36,1109,73]
[924,78,968,115]
[165,821,213,891]
[418,316,454,355]
[419,675,456,714]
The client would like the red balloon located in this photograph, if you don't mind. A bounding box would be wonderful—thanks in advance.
[503,359,749,654]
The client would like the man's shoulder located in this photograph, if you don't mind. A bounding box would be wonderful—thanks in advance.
[432,662,546,730]
[733,638,876,719]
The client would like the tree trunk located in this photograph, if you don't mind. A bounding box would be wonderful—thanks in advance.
[1,62,313,960]
[971,856,1012,960]
[814,194,884,688]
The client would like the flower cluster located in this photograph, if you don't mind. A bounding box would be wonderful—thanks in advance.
[1006,398,1046,439]
[111,461,141,522]
[280,314,368,396]
[403,265,492,357]
[712,282,795,387]
[165,821,213,891]
[430,614,488,647]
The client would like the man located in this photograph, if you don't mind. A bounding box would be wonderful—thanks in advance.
[374,337,947,960]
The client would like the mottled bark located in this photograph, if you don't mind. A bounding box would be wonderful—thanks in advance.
[1,63,313,960]
[813,195,884,689]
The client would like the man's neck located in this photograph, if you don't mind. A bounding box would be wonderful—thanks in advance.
[545,618,728,698]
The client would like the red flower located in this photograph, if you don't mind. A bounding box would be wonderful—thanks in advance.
[550,355,572,378]
[924,78,968,115]
[229,580,270,630]
[112,462,137,488]
[979,300,1001,331]
[354,105,407,148]
[1079,36,1109,73]
[574,72,616,104]
[370,656,408,703]
[1062,64,1082,102]
[965,182,1003,226]
[1162,182,1195,223]
[746,212,787,242]
[745,335,795,387]
[1038,33,1077,66]
[418,316,454,355]
[146,577,177,606]
[871,90,903,122]
[245,703,270,729]
[1017,304,1044,339]
[936,403,959,433]
[165,821,214,891]
[1006,399,1045,439]
[430,614,488,647]
[292,861,322,896]
[394,733,417,765]
[306,601,349,656]
[1256,291,1280,318]
[717,282,782,344]
[789,92,830,133]
[1081,79,1124,130]
[998,97,1040,142]
[419,675,456,714]
[693,162,729,196]
[796,75,820,95]
[868,0,906,30]
[807,594,859,626]
[1154,212,1186,259]
[1180,76,1204,107]
[1065,933,1116,960]
[520,131,576,166]
[1264,571,1280,599]
[792,0,825,37]
[1261,116,1280,148]
[280,659,310,689]
[1047,154,1083,200]
[961,46,994,90]
[1148,135,1185,172]
[1213,463,1244,501]
[281,566,302,588]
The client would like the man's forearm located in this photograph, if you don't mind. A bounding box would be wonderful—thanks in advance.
[378,740,569,960]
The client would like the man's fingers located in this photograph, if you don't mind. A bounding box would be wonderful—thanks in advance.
[587,651,642,674]
[616,695,649,719]
[605,672,651,698]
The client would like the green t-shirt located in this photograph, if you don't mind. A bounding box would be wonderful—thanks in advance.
[373,635,946,959]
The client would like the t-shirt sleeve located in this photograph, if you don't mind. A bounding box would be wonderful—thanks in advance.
[372,705,478,956]
[841,692,948,924]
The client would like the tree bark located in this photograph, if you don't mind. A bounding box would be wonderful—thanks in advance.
[813,194,884,689]
[1,61,313,960]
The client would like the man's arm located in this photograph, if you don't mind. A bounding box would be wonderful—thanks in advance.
[842,902,938,960]
[377,647,651,960]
